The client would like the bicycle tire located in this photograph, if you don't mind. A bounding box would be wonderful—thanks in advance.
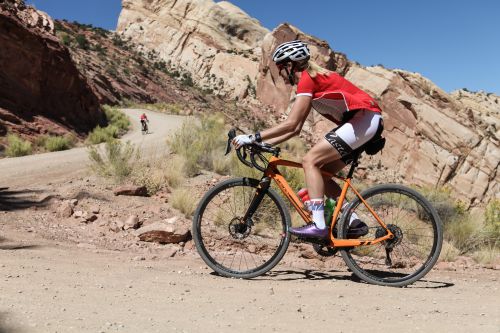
[192,177,291,278]
[338,184,443,287]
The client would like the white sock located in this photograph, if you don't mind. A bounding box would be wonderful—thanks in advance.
[342,201,359,226]
[309,199,326,229]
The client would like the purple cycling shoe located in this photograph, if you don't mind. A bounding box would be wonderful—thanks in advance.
[289,223,329,239]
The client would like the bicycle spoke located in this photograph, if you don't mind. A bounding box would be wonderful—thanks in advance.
[194,179,290,277]
[340,185,442,286]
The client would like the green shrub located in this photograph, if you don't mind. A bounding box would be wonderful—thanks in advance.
[86,125,119,144]
[88,140,138,181]
[75,34,89,50]
[484,199,500,245]
[5,134,32,157]
[61,33,72,46]
[167,113,227,176]
[102,105,130,132]
[44,136,75,152]
[86,107,130,144]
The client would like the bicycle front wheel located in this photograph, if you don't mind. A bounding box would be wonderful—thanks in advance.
[338,184,443,287]
[192,178,291,278]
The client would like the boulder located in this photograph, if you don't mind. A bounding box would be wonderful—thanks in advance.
[135,217,191,244]
[113,185,148,197]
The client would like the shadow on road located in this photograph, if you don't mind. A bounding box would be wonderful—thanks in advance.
[0,187,56,211]
[211,268,454,289]
[0,236,40,251]
[0,312,25,333]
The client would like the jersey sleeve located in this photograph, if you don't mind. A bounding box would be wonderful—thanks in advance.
[296,71,315,97]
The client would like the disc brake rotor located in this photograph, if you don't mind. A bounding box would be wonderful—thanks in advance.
[228,217,251,240]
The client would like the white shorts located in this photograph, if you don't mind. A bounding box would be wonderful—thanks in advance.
[324,109,382,163]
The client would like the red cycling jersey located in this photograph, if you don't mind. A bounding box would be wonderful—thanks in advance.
[296,70,381,124]
[140,114,148,120]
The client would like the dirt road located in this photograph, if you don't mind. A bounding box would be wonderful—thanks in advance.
[0,109,499,332]
[0,228,499,333]
[0,109,187,188]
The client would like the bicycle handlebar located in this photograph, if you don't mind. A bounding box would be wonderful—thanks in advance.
[225,129,280,171]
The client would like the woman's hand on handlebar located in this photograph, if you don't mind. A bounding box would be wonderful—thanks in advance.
[232,134,255,149]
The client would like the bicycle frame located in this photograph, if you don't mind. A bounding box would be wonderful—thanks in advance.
[244,155,394,248]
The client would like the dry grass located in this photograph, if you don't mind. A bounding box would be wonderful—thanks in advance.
[167,113,228,176]
[131,153,185,194]
[87,140,139,182]
[440,240,460,262]
[170,188,196,218]
[472,245,500,265]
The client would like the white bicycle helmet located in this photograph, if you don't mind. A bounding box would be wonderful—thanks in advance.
[272,40,310,85]
[272,40,310,65]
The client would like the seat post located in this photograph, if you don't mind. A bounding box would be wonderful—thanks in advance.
[346,152,361,179]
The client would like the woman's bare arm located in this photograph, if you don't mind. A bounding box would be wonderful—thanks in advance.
[260,96,312,145]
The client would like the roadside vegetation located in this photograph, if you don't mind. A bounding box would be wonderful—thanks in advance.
[36,134,76,152]
[88,139,185,196]
[87,112,499,265]
[86,105,130,144]
[5,134,33,157]
[420,187,499,263]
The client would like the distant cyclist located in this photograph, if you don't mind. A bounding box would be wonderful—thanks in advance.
[140,113,149,133]
[233,40,383,239]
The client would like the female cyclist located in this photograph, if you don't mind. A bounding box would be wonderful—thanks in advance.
[233,40,383,239]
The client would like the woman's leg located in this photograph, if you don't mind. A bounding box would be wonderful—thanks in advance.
[289,139,342,238]
[302,139,343,200]
[321,160,346,199]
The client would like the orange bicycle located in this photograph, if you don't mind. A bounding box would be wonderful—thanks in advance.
[192,129,443,287]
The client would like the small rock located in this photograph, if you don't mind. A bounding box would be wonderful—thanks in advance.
[70,199,78,207]
[124,215,141,230]
[113,185,148,197]
[73,210,85,218]
[56,201,73,218]
[90,206,100,214]
[86,214,98,223]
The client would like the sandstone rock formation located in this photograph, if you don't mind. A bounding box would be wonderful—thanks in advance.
[117,0,269,99]
[118,0,498,206]
[0,0,104,143]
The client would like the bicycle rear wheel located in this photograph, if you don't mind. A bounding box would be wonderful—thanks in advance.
[192,178,291,278]
[338,184,443,287]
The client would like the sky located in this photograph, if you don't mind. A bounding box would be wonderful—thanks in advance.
[27,0,500,94]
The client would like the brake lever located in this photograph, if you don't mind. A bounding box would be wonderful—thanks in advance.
[225,128,236,155]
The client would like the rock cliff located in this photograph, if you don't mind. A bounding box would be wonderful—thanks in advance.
[117,0,499,206]
[0,0,104,143]
[117,0,269,100]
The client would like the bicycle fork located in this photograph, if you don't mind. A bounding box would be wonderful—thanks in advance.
[241,177,271,228]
